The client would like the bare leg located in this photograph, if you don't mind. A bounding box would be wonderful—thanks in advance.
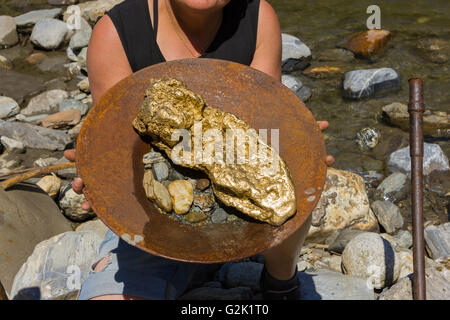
[262,214,312,280]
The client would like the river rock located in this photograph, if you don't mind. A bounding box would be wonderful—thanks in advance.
[210,207,229,224]
[342,232,400,289]
[382,102,449,138]
[193,192,215,212]
[378,260,450,300]
[393,230,413,249]
[298,270,374,300]
[282,33,311,62]
[59,98,88,116]
[152,161,169,182]
[168,180,194,215]
[58,186,96,222]
[371,200,404,234]
[36,174,62,198]
[75,219,108,239]
[327,229,366,254]
[0,182,72,296]
[373,172,408,203]
[185,207,208,223]
[77,78,90,93]
[281,74,311,102]
[68,17,92,51]
[0,16,19,47]
[355,127,380,150]
[30,18,69,50]
[306,168,379,243]
[195,178,210,191]
[14,8,62,32]
[63,0,124,25]
[343,68,401,99]
[303,66,343,79]
[10,230,102,300]
[339,29,392,58]
[21,89,69,117]
[0,119,71,150]
[0,96,20,119]
[388,143,450,176]
[424,223,450,259]
[36,109,81,129]
[0,136,24,154]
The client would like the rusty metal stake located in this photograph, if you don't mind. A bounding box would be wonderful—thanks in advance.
[408,78,426,300]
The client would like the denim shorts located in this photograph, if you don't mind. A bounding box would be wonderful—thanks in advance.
[77,229,200,300]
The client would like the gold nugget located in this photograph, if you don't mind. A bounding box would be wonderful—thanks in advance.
[133,78,297,226]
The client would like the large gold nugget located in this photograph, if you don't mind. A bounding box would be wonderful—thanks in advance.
[133,78,297,226]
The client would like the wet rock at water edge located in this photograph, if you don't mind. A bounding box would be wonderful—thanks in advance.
[373,172,409,203]
[281,33,311,72]
[355,127,380,150]
[0,16,19,47]
[30,18,69,50]
[343,68,401,99]
[281,74,312,102]
[342,232,400,289]
[370,200,404,234]
[339,29,392,59]
[388,143,450,177]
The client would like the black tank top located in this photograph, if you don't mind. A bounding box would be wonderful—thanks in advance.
[106,0,260,73]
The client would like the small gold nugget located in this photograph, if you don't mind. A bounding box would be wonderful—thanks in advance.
[133,78,297,226]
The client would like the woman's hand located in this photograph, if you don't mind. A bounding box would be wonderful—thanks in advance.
[63,149,93,211]
[317,120,334,166]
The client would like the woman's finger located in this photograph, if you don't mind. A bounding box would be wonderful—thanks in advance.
[325,155,335,166]
[317,121,329,131]
[64,149,76,162]
[72,177,84,194]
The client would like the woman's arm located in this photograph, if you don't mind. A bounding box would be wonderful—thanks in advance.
[87,15,133,103]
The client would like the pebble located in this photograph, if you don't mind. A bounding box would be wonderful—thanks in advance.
[388,143,450,176]
[210,207,229,224]
[424,223,450,259]
[152,161,169,182]
[374,172,408,203]
[371,200,404,234]
[185,207,208,223]
[342,232,400,289]
[30,18,69,50]
[142,150,165,165]
[193,192,215,212]
[0,16,19,47]
[303,66,343,79]
[36,174,62,198]
[21,89,69,117]
[343,68,401,99]
[14,8,62,31]
[355,127,381,150]
[168,180,194,215]
[0,96,20,119]
[0,54,13,69]
[195,178,210,191]
[77,77,90,93]
[152,180,172,212]
[281,74,312,102]
[0,136,24,153]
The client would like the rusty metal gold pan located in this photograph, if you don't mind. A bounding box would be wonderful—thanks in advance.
[76,58,327,263]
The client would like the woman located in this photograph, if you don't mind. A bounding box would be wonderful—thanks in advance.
[65,0,334,300]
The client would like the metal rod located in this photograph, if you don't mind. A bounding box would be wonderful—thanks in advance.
[408,78,426,300]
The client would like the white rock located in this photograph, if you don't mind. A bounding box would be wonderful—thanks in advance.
[0,136,24,153]
[388,143,450,176]
[10,231,102,300]
[30,18,69,50]
[0,16,19,47]
[14,8,62,30]
[58,187,95,221]
[343,68,401,99]
[342,232,400,289]
[21,89,69,117]
[307,168,379,243]
[36,174,62,198]
[281,33,311,62]
[0,96,20,119]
